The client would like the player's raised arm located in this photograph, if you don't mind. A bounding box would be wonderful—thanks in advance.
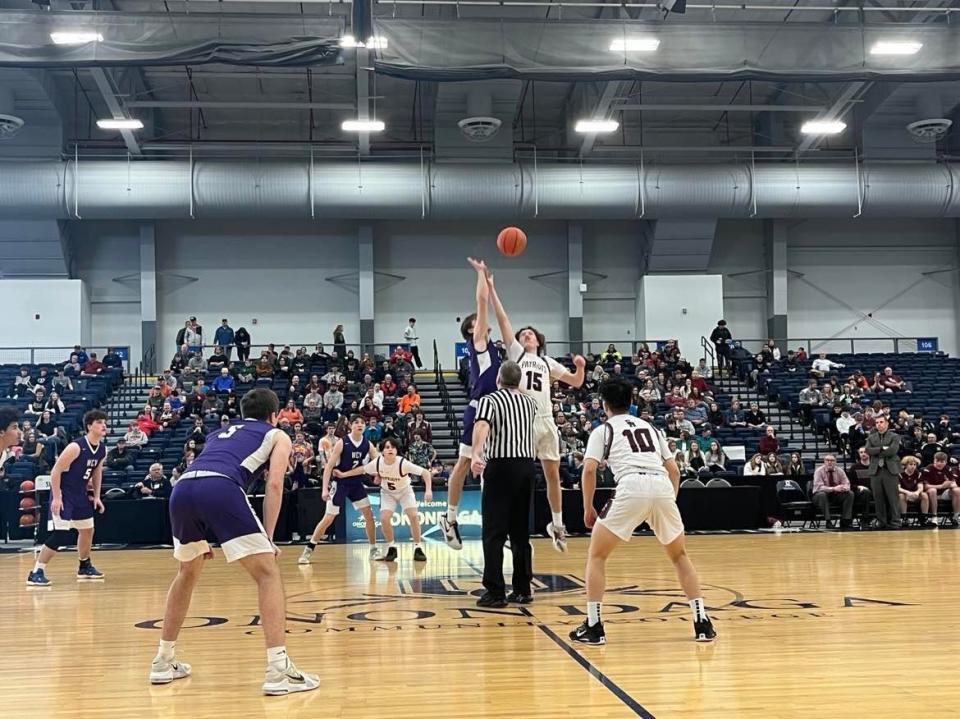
[263,431,292,541]
[548,354,586,389]
[467,257,491,351]
[486,272,518,358]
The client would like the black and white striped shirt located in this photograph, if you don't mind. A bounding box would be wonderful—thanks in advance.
[475,388,537,460]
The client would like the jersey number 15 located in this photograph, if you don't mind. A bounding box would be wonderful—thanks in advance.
[524,371,543,392]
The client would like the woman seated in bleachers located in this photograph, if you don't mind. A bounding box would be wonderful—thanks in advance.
[136,410,161,436]
[360,397,383,425]
[18,430,47,470]
[764,453,785,476]
[704,442,727,473]
[743,453,767,476]
[675,450,697,479]
[687,443,708,475]
[638,378,661,405]
[785,451,807,477]
[278,398,304,425]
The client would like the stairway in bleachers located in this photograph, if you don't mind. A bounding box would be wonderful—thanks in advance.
[413,371,465,463]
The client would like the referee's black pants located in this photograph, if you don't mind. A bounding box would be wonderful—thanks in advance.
[481,458,535,598]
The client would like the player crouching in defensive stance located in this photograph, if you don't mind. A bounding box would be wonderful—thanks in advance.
[362,438,433,562]
[569,378,716,646]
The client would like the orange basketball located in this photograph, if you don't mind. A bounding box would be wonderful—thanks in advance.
[20,480,35,492]
[497,227,527,257]
[19,497,36,510]
[19,513,36,527]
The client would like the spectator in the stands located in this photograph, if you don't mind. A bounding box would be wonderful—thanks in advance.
[136,410,160,436]
[683,398,707,428]
[744,402,766,428]
[36,410,58,441]
[332,324,346,362]
[696,358,713,380]
[132,463,170,499]
[254,352,275,379]
[407,432,436,468]
[919,433,945,466]
[172,451,196,485]
[901,425,925,459]
[686,443,707,475]
[759,425,780,455]
[785,451,807,477]
[820,384,836,406]
[934,414,958,445]
[63,354,83,378]
[898,456,930,523]
[230,326,249,363]
[665,387,686,409]
[363,417,383,444]
[201,391,224,418]
[381,373,398,397]
[600,344,622,366]
[105,438,136,476]
[810,352,845,378]
[409,411,432,444]
[124,421,148,447]
[812,455,854,528]
[213,318,234,360]
[207,346,228,372]
[874,366,907,393]
[183,383,207,417]
[18,430,47,470]
[42,390,63,416]
[158,402,181,431]
[212,367,235,393]
[359,397,382,424]
[709,319,733,373]
[185,317,203,354]
[743,453,767,476]
[102,347,123,371]
[81,352,104,377]
[725,399,747,427]
[24,389,46,418]
[69,345,89,365]
[798,379,823,424]
[398,385,421,415]
[920,452,960,526]
[764,453,785,475]
[186,418,206,447]
[323,382,344,412]
[782,350,800,373]
[223,394,240,420]
[703,441,727,473]
[52,368,72,395]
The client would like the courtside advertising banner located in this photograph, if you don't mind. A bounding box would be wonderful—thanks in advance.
[344,490,482,543]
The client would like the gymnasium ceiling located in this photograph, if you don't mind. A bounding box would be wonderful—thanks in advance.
[0,0,958,164]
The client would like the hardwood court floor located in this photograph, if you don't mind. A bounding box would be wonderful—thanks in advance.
[2,529,959,719]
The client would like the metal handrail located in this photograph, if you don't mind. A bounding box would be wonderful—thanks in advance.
[715,336,934,356]
[0,345,132,373]
[434,339,461,447]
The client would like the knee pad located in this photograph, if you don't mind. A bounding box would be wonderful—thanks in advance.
[44,530,70,552]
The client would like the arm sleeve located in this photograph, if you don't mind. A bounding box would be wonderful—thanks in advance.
[475,396,495,425]
[506,340,524,362]
[584,426,606,463]
[545,355,567,380]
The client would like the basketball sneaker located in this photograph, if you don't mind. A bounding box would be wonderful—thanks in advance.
[506,591,533,604]
[262,659,320,696]
[150,658,192,685]
[569,620,605,645]
[380,545,398,562]
[439,516,463,550]
[298,547,313,565]
[694,618,717,643]
[26,569,51,586]
[77,563,105,580]
[369,546,385,561]
[546,522,568,553]
[413,546,427,562]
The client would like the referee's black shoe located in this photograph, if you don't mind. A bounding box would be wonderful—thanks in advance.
[506,591,533,604]
[476,592,508,608]
[569,620,605,645]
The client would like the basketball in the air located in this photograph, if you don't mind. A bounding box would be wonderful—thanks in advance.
[496,227,527,257]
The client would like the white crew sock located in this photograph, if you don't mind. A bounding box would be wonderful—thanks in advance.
[388,541,397,549]
[33,560,46,573]
[156,639,176,662]
[266,646,288,672]
[552,512,564,528]
[690,597,708,622]
[587,601,602,627]
[446,505,458,523]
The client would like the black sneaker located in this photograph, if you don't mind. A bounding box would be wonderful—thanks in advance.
[413,546,427,562]
[694,618,717,643]
[506,591,533,604]
[922,517,938,527]
[476,592,508,608]
[569,620,605,645]
[380,546,398,562]
[439,516,463,550]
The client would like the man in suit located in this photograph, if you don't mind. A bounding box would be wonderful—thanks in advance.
[865,415,901,529]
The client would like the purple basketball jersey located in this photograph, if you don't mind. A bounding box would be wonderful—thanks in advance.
[338,433,370,473]
[468,342,500,401]
[60,437,105,520]
[188,420,281,490]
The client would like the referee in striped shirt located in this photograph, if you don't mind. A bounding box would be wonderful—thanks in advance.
[470,360,538,608]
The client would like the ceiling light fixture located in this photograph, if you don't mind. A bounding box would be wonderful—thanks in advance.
[609,37,660,53]
[575,119,619,133]
[96,118,144,130]
[50,31,103,45]
[342,119,385,132]
[800,119,846,135]
[869,40,923,56]
[366,36,388,50]
[339,35,359,48]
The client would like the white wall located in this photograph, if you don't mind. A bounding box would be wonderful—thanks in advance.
[582,221,644,347]
[638,275,724,361]
[0,279,87,359]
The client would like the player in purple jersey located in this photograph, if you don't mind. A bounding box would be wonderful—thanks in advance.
[440,257,501,550]
[150,388,320,696]
[299,414,383,563]
[27,410,107,587]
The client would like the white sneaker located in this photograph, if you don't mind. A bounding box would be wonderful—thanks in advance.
[369,546,385,561]
[263,659,320,696]
[150,658,192,684]
[546,522,568,553]
[298,547,313,565]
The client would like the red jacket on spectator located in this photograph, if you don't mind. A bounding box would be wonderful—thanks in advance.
[83,359,104,375]
[758,436,780,455]
[381,380,398,396]
[137,414,161,435]
[691,376,709,393]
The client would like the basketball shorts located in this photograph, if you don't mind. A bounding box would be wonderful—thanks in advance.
[51,492,95,531]
[533,414,561,462]
[596,473,684,545]
[380,484,418,513]
[459,401,478,459]
[169,475,274,563]
[326,479,370,515]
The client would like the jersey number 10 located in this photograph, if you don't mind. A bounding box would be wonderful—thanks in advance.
[622,428,655,453]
